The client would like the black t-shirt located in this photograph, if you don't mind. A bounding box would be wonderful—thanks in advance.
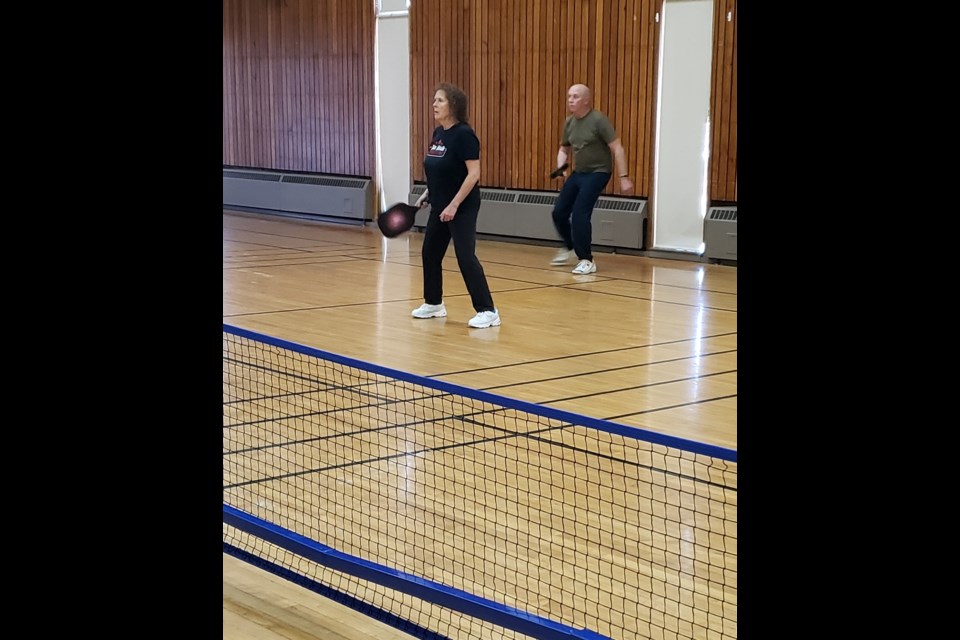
[423,122,480,210]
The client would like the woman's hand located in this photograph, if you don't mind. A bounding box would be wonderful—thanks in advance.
[440,203,458,222]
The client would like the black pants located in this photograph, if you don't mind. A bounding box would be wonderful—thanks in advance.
[421,200,495,313]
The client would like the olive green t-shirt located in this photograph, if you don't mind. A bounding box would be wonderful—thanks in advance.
[562,109,617,173]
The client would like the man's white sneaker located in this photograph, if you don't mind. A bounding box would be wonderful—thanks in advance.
[550,249,576,265]
[572,259,596,275]
[468,309,501,328]
[411,303,447,318]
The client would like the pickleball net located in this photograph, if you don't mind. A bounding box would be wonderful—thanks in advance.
[223,324,737,640]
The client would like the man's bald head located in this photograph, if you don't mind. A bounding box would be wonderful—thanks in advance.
[567,84,593,118]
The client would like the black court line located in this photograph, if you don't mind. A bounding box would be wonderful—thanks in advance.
[222,284,737,316]
[223,342,737,428]
[222,345,736,407]
[223,250,396,265]
[224,245,738,311]
[347,249,738,297]
[225,211,738,295]
[426,331,738,378]
[224,405,735,494]
[222,355,732,453]
[535,369,737,404]
[350,253,739,301]
[223,256,369,271]
[224,247,385,258]
[222,242,321,253]
[222,272,738,312]
[224,344,737,415]
[605,394,738,422]
[478,349,737,391]
[224,370,736,491]
[223,220,377,250]
[221,286,546,318]
[552,283,738,312]
[225,379,736,465]
[224,365,737,437]
[223,252,382,265]
[223,259,368,270]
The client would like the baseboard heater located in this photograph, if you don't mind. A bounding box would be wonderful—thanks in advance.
[703,206,737,262]
[408,185,648,250]
[223,167,375,223]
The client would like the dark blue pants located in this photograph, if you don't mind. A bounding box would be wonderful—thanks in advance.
[421,200,495,313]
[550,171,611,262]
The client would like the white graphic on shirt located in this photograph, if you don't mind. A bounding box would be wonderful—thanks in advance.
[427,139,447,157]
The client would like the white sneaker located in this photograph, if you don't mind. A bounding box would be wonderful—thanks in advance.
[572,259,596,274]
[468,309,501,328]
[411,303,447,318]
[550,249,576,265]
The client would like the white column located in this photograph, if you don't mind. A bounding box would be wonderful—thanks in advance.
[374,1,412,212]
[651,0,715,254]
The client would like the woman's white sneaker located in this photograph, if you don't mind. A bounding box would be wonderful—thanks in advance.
[468,309,501,328]
[411,303,447,318]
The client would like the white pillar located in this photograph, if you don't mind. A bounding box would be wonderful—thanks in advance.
[651,0,715,254]
[374,0,412,212]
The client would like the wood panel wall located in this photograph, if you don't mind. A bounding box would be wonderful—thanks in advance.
[410,0,661,197]
[222,0,376,177]
[221,0,737,205]
[710,0,737,203]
